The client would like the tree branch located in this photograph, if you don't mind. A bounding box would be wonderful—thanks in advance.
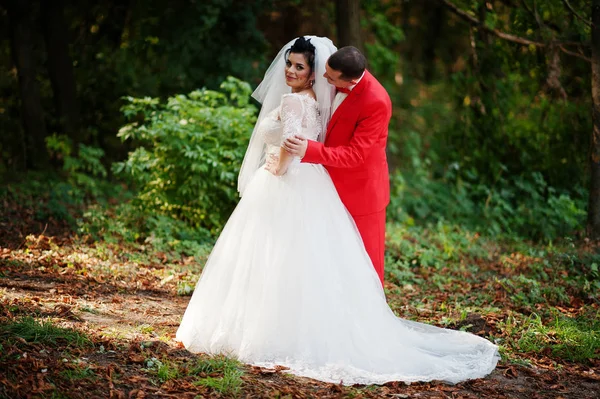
[559,44,592,62]
[562,0,592,27]
[436,0,590,59]
[437,0,545,46]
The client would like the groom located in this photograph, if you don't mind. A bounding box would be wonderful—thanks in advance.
[283,46,392,286]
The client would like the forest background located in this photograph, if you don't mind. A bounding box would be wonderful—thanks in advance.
[1,0,596,241]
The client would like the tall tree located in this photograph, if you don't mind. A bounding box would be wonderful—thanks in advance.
[588,0,600,238]
[41,0,81,143]
[4,0,47,168]
[336,0,363,52]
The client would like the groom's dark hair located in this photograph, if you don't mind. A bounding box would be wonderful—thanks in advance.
[327,46,366,80]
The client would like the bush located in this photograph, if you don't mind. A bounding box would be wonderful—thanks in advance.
[46,134,110,203]
[79,202,213,257]
[388,131,586,241]
[113,77,257,235]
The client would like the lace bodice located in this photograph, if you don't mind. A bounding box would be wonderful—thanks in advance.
[258,93,322,158]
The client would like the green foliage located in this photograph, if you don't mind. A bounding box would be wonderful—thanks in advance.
[0,134,114,226]
[442,72,590,192]
[384,221,491,289]
[497,274,570,309]
[76,77,254,255]
[382,0,590,240]
[114,77,256,234]
[387,221,486,266]
[0,174,72,224]
[362,0,405,87]
[388,131,586,240]
[443,0,591,145]
[552,249,600,298]
[79,202,213,257]
[46,134,109,201]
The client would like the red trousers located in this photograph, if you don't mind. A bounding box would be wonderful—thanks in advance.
[352,209,386,286]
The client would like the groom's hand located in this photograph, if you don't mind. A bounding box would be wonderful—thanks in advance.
[282,135,308,158]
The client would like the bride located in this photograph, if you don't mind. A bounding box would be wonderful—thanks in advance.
[176,36,499,385]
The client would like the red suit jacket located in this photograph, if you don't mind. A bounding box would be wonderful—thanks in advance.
[302,70,392,216]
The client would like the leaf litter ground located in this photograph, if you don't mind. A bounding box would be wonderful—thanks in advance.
[0,215,599,398]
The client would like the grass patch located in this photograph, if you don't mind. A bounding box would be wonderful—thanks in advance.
[60,365,96,381]
[190,355,244,395]
[0,317,92,348]
[518,312,600,363]
[499,310,600,363]
[143,355,244,389]
[194,369,244,396]
[157,361,180,382]
[145,357,181,383]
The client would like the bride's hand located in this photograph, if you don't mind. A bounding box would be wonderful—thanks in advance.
[264,156,286,176]
[265,163,287,176]
[264,154,278,173]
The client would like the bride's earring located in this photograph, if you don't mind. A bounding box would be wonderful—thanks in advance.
[309,73,315,88]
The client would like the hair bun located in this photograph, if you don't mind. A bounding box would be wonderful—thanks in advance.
[291,37,315,52]
[286,36,317,69]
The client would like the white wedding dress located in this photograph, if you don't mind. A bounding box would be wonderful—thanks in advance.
[176,93,499,385]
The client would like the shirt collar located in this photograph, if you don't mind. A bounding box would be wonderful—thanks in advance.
[348,71,366,91]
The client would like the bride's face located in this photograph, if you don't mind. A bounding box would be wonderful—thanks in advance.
[285,52,313,91]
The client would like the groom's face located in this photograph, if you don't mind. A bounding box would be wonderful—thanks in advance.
[324,62,354,89]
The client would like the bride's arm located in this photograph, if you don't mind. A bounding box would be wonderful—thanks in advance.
[266,147,295,176]
[266,95,304,176]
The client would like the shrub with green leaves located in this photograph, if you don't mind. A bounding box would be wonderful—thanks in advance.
[114,77,257,234]
[388,131,586,241]
[46,134,109,199]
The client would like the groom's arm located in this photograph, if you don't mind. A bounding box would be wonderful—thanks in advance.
[301,104,390,168]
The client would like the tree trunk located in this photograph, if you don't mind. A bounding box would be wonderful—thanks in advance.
[6,0,47,169]
[588,0,600,238]
[41,0,81,143]
[335,0,363,52]
[423,0,444,81]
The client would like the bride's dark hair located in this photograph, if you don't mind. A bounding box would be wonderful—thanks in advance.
[285,37,316,70]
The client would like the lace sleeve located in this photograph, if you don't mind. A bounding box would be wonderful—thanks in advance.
[280,94,305,140]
